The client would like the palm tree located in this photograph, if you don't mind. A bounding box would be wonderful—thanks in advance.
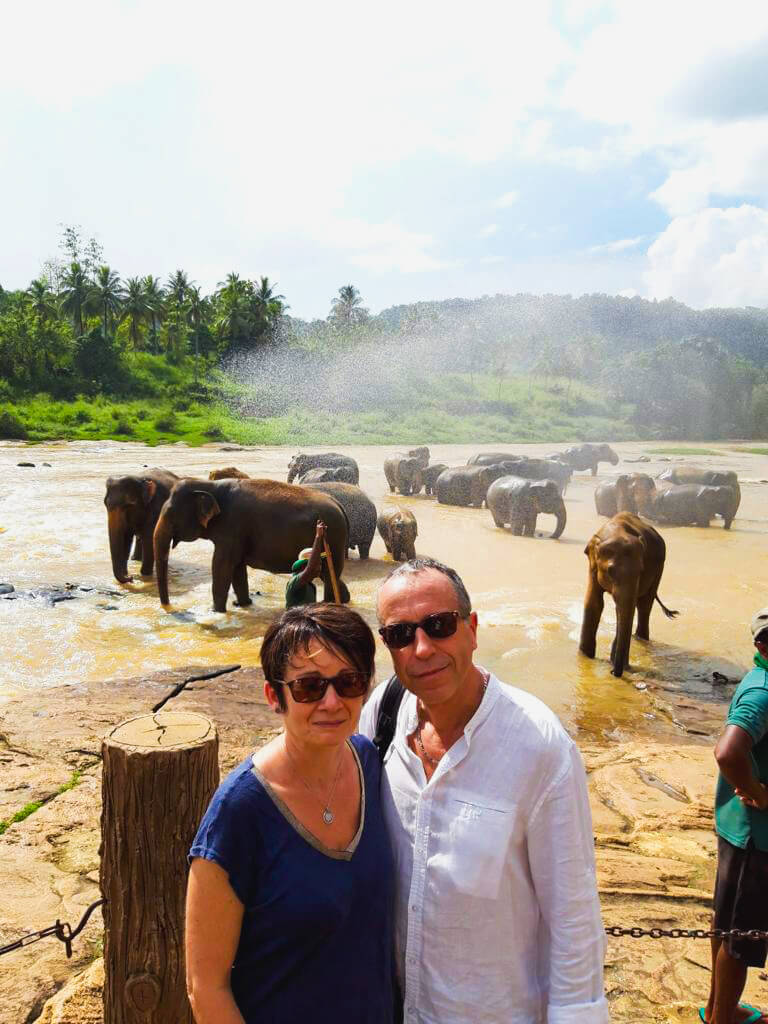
[329,285,369,327]
[122,277,149,350]
[215,273,251,349]
[91,265,124,338]
[26,278,57,328]
[60,262,90,337]
[187,285,209,383]
[142,275,165,353]
[167,269,191,307]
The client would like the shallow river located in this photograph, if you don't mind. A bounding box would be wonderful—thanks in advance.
[2,440,766,741]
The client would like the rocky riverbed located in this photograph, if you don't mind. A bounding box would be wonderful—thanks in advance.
[2,665,767,1023]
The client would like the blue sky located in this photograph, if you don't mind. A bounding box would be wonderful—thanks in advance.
[2,0,768,319]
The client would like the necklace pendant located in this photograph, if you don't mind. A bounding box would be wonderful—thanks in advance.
[322,808,334,825]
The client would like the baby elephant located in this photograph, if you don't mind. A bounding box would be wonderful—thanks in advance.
[421,463,448,497]
[300,466,358,485]
[377,509,417,561]
[486,476,566,538]
[209,466,250,480]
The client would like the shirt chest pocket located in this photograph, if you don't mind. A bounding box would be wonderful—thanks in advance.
[436,797,517,901]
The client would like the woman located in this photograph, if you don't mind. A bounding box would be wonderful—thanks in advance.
[185,603,394,1024]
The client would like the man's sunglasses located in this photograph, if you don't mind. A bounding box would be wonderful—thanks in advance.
[378,610,461,650]
[273,670,369,703]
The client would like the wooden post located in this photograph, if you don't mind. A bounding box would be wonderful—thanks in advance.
[100,711,219,1023]
[322,537,342,604]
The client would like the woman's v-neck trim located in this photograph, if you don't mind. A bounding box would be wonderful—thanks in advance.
[251,740,365,861]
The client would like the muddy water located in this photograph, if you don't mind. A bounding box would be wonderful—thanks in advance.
[2,440,766,741]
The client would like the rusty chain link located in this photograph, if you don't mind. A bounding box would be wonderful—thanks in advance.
[605,925,768,940]
[0,899,105,958]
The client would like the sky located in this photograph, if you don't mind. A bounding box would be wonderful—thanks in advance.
[2,0,768,319]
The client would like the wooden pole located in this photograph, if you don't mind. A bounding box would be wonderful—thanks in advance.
[322,537,342,603]
[100,711,219,1024]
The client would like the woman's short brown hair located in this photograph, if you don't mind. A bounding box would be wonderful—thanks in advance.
[261,603,376,709]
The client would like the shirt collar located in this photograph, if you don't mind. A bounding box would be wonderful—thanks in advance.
[754,650,768,672]
[401,667,499,745]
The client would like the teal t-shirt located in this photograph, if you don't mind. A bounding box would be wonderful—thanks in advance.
[715,652,768,851]
[285,575,316,609]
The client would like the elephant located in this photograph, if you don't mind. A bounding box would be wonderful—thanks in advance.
[421,463,448,497]
[656,467,740,528]
[509,458,572,496]
[435,463,516,507]
[153,478,351,612]
[404,446,430,468]
[384,456,424,496]
[550,443,619,476]
[579,512,678,678]
[303,482,376,559]
[287,452,359,485]
[377,508,417,562]
[299,465,358,485]
[594,474,656,518]
[648,483,732,528]
[467,451,518,466]
[104,468,180,583]
[209,466,250,480]
[486,476,566,538]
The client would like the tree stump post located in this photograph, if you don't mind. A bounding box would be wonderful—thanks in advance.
[100,711,219,1023]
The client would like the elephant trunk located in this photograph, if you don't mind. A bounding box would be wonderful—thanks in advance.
[611,590,637,678]
[108,508,132,583]
[551,501,566,539]
[153,513,174,606]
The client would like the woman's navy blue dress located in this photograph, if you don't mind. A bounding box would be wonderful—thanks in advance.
[189,734,394,1023]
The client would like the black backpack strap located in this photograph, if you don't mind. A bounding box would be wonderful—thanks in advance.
[372,674,406,764]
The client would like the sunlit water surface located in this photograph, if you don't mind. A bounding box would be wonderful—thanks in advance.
[2,440,766,741]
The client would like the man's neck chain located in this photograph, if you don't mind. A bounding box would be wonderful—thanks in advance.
[416,675,489,769]
[284,741,345,825]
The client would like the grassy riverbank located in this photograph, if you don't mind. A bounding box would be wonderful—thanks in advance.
[1,373,645,445]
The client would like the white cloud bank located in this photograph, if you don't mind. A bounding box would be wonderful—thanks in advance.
[644,205,768,308]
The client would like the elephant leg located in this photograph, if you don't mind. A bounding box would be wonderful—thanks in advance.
[139,525,155,576]
[211,548,234,613]
[512,515,524,535]
[358,542,370,559]
[232,562,252,607]
[579,578,604,658]
[491,509,505,528]
[523,510,536,537]
[132,535,143,562]
[635,591,654,641]
[590,464,597,476]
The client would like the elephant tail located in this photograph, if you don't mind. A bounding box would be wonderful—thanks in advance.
[654,594,679,619]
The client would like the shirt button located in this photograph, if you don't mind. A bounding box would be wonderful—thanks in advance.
[411,904,417,911]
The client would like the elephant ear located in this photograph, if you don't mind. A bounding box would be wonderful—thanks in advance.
[142,479,157,504]
[194,491,221,527]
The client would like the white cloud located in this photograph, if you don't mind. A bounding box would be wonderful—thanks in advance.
[479,224,499,238]
[314,218,452,275]
[644,205,768,308]
[480,255,504,265]
[586,235,646,255]
[496,191,520,208]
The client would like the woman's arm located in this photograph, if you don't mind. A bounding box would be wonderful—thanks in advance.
[185,858,247,1024]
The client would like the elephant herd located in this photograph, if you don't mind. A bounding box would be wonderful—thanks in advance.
[102,443,741,681]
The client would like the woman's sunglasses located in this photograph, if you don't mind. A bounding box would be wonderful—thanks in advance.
[378,610,461,650]
[273,670,369,704]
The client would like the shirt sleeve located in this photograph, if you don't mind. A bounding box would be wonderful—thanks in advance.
[527,741,610,1024]
[728,687,768,744]
[189,774,261,908]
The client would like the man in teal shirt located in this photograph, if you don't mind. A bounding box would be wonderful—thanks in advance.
[703,607,768,1024]
[285,521,326,609]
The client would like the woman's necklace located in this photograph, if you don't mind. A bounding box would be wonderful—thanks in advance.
[284,742,345,825]
[415,675,489,769]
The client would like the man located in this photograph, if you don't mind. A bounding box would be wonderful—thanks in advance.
[359,557,608,1024]
[703,608,768,1024]
[285,520,326,609]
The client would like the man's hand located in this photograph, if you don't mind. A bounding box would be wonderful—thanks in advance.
[315,520,327,541]
[734,782,768,810]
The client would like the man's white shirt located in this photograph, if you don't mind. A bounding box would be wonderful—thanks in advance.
[358,671,610,1024]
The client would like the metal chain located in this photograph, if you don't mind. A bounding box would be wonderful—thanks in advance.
[605,925,768,940]
[0,898,105,958]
